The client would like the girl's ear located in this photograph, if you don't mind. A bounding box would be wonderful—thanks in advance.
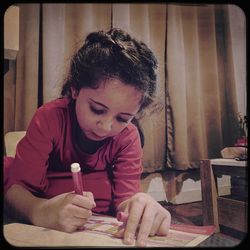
[71,87,79,99]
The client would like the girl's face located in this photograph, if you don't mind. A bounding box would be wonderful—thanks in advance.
[72,78,142,141]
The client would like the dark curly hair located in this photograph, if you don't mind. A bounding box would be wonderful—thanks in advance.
[61,28,158,114]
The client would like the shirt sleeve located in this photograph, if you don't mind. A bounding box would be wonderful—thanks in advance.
[111,125,143,210]
[4,106,57,196]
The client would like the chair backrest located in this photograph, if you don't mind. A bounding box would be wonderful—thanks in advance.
[4,131,26,157]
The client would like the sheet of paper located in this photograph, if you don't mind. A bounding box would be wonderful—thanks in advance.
[4,214,214,247]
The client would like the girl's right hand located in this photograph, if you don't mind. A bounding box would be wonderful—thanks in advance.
[31,191,96,232]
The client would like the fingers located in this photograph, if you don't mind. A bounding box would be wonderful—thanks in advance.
[66,203,93,231]
[120,193,171,247]
[58,203,93,232]
[70,203,92,219]
[114,225,126,238]
[71,192,96,209]
[156,212,171,236]
[149,212,163,236]
[136,205,156,246]
[61,216,89,232]
[83,191,96,207]
[123,202,144,245]
[72,216,89,228]
[61,192,95,232]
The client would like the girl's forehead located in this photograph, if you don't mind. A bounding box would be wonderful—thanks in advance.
[82,78,142,111]
[99,78,141,97]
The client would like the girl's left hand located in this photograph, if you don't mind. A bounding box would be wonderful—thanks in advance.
[115,192,171,247]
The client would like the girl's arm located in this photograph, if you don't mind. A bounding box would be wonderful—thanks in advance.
[4,102,96,232]
[5,184,46,224]
[111,126,171,246]
[5,184,95,232]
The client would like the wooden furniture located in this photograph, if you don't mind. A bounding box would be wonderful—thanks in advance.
[200,158,247,233]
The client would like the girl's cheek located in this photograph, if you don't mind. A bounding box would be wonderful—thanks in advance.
[115,124,127,134]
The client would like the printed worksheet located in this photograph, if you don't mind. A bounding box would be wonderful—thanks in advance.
[81,213,214,247]
[4,214,215,247]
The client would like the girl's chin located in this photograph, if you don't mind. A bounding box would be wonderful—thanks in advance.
[85,131,108,141]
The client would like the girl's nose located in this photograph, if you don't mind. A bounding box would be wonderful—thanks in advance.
[96,119,113,134]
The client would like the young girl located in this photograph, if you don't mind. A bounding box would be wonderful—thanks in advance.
[4,28,171,247]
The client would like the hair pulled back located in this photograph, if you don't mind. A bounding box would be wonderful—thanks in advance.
[61,28,158,113]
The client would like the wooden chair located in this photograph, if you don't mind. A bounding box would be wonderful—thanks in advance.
[200,159,248,233]
[4,131,26,157]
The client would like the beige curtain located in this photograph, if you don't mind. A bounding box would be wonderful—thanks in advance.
[112,4,167,172]
[166,4,246,169]
[14,4,40,130]
[4,4,246,171]
[5,3,168,172]
[42,4,112,103]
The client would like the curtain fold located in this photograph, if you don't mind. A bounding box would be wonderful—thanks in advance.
[166,4,245,169]
[42,3,112,103]
[14,4,40,130]
[4,3,246,171]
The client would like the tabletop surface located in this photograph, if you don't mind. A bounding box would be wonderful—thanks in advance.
[210,158,247,167]
[3,215,213,247]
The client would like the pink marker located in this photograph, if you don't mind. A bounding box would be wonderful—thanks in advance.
[117,211,129,223]
[71,162,83,195]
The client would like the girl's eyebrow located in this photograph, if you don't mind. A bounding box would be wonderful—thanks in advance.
[89,98,108,109]
[89,98,136,116]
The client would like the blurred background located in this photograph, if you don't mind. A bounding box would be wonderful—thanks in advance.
[4,3,246,172]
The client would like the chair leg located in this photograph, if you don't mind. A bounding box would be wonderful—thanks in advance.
[200,159,220,232]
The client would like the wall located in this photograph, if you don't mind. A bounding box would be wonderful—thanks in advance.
[4,5,19,136]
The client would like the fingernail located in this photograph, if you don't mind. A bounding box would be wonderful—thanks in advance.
[125,234,134,244]
[137,239,146,247]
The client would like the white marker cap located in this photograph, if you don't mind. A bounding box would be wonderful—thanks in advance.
[71,162,81,173]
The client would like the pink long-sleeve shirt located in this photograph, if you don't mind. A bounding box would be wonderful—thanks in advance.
[4,97,143,214]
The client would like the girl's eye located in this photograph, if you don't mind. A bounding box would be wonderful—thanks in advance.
[90,106,105,115]
[90,105,130,123]
[117,117,130,123]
